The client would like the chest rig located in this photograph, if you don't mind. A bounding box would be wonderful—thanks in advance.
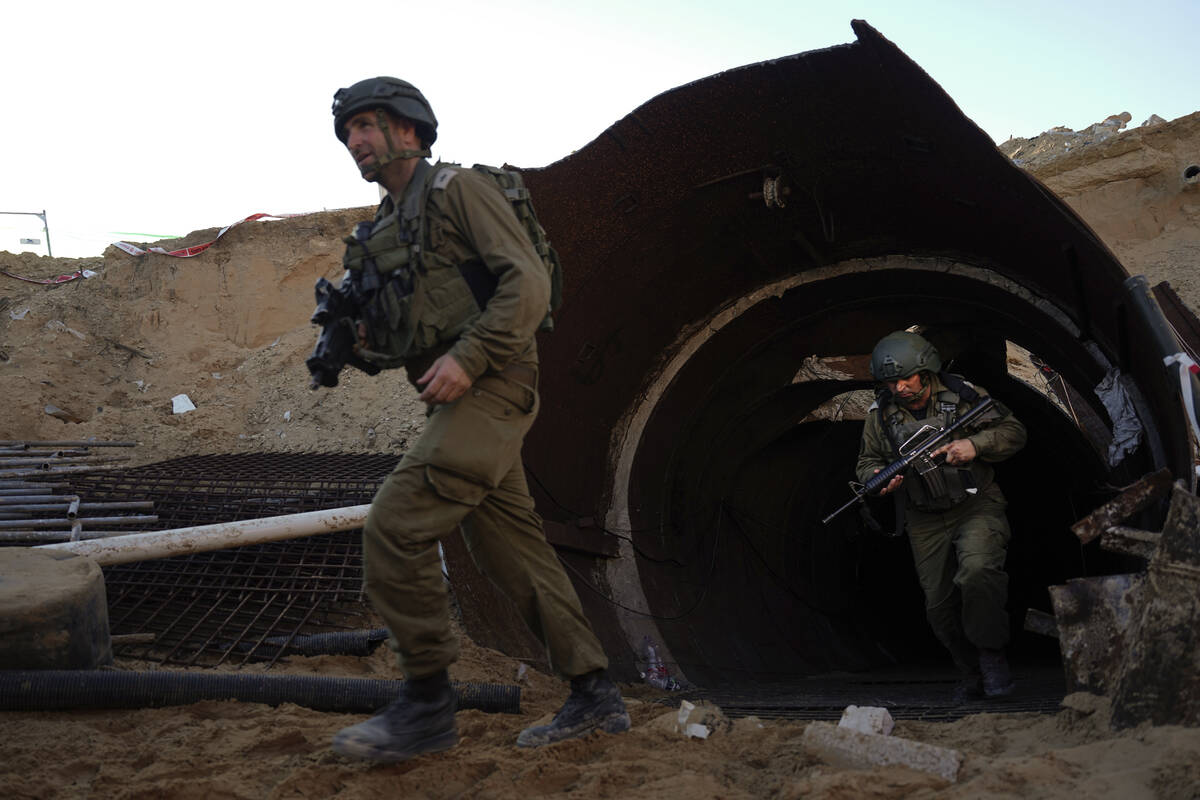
[340,161,492,369]
[880,374,980,513]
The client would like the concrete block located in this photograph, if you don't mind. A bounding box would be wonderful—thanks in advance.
[838,704,895,736]
[801,721,961,782]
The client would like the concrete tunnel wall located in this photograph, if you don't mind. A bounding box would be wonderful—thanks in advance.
[441,21,1195,685]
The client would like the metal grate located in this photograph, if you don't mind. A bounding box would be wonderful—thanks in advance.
[71,452,401,668]
[667,666,1068,722]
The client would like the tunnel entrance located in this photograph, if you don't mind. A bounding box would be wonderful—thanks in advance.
[503,24,1193,696]
[607,260,1152,688]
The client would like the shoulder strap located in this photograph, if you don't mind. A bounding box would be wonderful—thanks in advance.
[938,371,981,403]
[874,388,902,457]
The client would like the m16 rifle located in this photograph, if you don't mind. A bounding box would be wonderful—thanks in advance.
[822,396,996,525]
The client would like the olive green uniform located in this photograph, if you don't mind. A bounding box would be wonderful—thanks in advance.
[855,375,1027,668]
[358,160,608,681]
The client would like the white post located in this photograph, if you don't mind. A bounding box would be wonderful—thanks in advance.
[37,505,371,566]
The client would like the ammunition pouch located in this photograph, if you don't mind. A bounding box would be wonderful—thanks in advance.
[342,210,483,369]
[902,458,975,512]
[890,417,975,513]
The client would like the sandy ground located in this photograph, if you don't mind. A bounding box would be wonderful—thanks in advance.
[3,111,1200,798]
[3,639,1200,799]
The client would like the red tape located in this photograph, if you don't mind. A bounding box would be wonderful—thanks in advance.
[2,212,304,285]
[1,269,85,285]
[113,212,301,258]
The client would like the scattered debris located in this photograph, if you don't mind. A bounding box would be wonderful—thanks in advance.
[838,705,894,736]
[677,701,711,739]
[105,338,153,360]
[801,721,962,782]
[676,700,729,739]
[641,636,682,690]
[1048,573,1140,694]
[171,395,196,414]
[1070,467,1172,543]
[44,405,83,424]
[45,320,86,340]
[1040,478,1200,728]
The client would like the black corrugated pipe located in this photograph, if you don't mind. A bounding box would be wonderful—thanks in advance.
[1125,274,1200,440]
[0,671,520,715]
[217,628,391,659]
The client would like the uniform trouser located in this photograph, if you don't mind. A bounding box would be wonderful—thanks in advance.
[906,483,1012,670]
[362,368,609,681]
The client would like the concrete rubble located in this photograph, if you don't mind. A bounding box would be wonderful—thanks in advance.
[837,705,894,736]
[801,720,961,782]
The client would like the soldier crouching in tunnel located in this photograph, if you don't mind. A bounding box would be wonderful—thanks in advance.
[313,77,629,763]
[856,331,1027,702]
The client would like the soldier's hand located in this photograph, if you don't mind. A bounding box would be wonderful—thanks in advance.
[932,438,977,466]
[873,468,904,495]
[418,354,472,405]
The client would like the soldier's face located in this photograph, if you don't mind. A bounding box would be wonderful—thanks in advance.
[343,111,389,179]
[887,372,931,410]
[343,110,420,180]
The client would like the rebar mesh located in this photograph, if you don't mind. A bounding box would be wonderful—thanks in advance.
[70,452,400,669]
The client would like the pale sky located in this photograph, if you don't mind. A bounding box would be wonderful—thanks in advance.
[2,0,1196,259]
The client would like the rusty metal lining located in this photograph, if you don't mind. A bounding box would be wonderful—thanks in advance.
[444,21,1199,684]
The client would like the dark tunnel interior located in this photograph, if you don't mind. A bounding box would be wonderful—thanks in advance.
[617,267,1155,688]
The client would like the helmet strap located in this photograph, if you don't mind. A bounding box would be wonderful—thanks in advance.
[371,108,431,172]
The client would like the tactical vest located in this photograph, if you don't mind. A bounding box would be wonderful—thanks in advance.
[341,160,560,370]
[879,374,981,513]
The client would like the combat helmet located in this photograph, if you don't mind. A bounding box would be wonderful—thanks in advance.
[332,77,438,146]
[870,331,942,381]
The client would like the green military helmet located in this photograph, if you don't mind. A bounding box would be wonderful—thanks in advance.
[870,330,942,381]
[332,77,438,146]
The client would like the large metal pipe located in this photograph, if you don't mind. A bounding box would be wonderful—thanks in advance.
[38,505,371,565]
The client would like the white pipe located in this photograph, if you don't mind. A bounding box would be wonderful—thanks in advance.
[37,505,371,566]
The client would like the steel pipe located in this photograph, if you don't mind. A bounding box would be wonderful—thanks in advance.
[0,456,131,468]
[0,515,158,530]
[0,465,121,479]
[0,495,81,505]
[38,505,371,565]
[0,501,153,514]
[0,441,137,448]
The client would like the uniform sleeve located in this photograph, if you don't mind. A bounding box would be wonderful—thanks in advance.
[855,410,894,484]
[438,171,551,380]
[963,389,1027,462]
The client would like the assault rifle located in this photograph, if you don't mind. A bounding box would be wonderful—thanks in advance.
[305,276,381,389]
[822,396,996,525]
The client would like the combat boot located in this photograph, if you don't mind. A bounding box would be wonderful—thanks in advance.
[332,669,458,762]
[979,648,1015,697]
[516,669,631,748]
